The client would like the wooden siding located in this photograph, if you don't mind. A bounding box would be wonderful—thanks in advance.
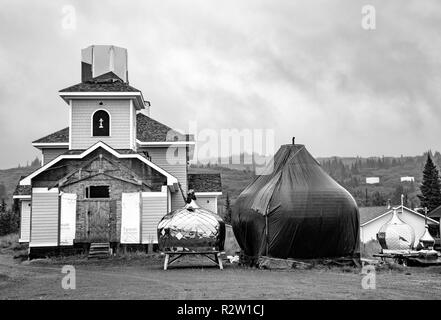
[196,195,218,213]
[42,148,68,165]
[140,147,188,210]
[141,192,167,244]
[71,99,131,150]
[30,189,59,247]
[19,200,31,242]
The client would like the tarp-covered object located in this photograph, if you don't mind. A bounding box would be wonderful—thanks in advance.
[233,144,359,259]
[157,199,226,251]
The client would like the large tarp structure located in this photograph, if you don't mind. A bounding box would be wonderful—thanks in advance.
[232,144,359,259]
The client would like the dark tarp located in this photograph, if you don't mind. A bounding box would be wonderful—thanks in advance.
[232,144,359,259]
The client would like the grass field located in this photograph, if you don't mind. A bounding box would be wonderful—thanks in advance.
[1,248,441,300]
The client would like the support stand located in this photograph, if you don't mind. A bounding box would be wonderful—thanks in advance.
[162,251,224,270]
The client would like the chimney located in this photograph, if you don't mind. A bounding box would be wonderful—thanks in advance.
[292,137,295,145]
[81,45,128,83]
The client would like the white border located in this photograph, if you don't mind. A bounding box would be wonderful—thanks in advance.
[20,141,178,187]
[29,242,58,248]
[13,195,31,199]
[68,99,72,150]
[195,192,222,196]
[90,108,112,137]
[32,143,69,148]
[59,92,145,110]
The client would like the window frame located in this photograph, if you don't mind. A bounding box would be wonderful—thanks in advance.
[85,185,111,199]
[91,109,111,137]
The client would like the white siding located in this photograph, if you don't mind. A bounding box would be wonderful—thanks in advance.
[71,99,131,149]
[19,200,31,242]
[196,195,217,213]
[131,104,137,150]
[30,188,59,247]
[140,147,187,210]
[141,192,168,244]
[42,148,68,165]
[361,209,438,247]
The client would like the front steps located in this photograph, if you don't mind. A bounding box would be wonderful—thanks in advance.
[88,242,111,259]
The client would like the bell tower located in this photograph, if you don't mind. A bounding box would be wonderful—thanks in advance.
[59,45,146,151]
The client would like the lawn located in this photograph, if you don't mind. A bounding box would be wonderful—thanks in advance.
[1,250,441,300]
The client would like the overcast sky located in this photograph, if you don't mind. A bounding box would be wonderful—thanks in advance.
[0,0,441,168]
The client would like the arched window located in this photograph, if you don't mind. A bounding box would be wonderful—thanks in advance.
[92,110,110,136]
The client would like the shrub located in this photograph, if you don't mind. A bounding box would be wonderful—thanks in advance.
[0,210,19,236]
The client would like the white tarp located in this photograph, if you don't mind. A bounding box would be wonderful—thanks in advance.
[60,193,77,246]
[121,192,141,243]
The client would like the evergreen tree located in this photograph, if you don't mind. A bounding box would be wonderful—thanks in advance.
[224,193,232,224]
[31,156,40,167]
[371,191,385,206]
[0,199,5,213]
[418,153,441,211]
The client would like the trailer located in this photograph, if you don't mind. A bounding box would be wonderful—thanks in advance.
[374,249,441,266]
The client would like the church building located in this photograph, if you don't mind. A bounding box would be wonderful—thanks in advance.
[13,45,222,256]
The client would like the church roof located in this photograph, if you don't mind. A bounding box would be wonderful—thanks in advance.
[360,205,439,226]
[188,173,222,193]
[429,205,441,218]
[13,184,32,196]
[33,127,69,144]
[136,113,192,142]
[59,71,141,92]
[32,114,193,144]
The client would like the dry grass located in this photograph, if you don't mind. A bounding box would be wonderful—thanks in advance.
[361,239,383,258]
[0,233,19,249]
[0,233,28,260]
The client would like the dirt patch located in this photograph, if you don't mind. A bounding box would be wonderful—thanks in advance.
[1,251,441,300]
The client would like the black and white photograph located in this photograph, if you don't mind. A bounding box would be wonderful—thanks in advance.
[0,0,441,308]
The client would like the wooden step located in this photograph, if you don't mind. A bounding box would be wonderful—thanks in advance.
[88,242,111,259]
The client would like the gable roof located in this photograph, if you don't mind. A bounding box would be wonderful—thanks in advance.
[20,141,178,188]
[13,184,31,197]
[429,205,441,219]
[32,114,193,145]
[188,173,222,193]
[136,113,192,142]
[59,72,140,93]
[33,127,69,144]
[359,206,388,225]
[360,205,439,226]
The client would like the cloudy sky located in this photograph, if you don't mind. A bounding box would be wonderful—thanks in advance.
[0,0,440,168]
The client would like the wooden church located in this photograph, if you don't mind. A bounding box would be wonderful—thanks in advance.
[13,45,222,257]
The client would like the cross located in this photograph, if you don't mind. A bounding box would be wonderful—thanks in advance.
[99,118,104,128]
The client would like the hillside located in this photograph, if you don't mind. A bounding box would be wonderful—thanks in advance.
[192,151,441,214]
[1,151,438,215]
[0,166,38,208]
